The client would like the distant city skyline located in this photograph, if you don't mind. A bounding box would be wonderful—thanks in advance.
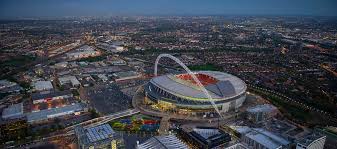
[1,0,337,19]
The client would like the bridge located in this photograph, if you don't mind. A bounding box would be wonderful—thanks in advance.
[63,108,139,134]
[10,109,139,148]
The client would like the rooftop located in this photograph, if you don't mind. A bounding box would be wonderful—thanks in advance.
[0,80,17,89]
[113,71,139,78]
[26,103,84,122]
[297,133,326,146]
[75,124,121,147]
[58,75,81,86]
[192,128,222,140]
[246,104,277,113]
[245,128,290,149]
[150,71,246,100]
[31,90,72,100]
[2,103,24,119]
[33,81,53,91]
[137,135,188,149]
[189,127,231,147]
[86,124,115,142]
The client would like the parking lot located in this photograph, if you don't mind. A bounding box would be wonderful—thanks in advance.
[86,84,132,115]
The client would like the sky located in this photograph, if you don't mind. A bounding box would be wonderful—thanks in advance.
[1,0,337,19]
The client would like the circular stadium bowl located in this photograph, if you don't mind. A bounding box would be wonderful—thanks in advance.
[144,71,247,114]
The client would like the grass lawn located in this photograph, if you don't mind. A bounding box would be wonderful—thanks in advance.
[188,64,222,71]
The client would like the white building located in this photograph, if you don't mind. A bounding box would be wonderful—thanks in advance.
[58,76,81,87]
[137,135,188,149]
[26,103,84,123]
[33,81,53,91]
[246,104,277,123]
[231,126,290,149]
[113,71,141,82]
[66,45,100,59]
[296,133,326,149]
[225,143,249,149]
[97,74,108,82]
[1,103,24,119]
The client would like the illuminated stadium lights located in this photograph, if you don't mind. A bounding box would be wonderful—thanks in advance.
[154,54,224,117]
[145,54,247,118]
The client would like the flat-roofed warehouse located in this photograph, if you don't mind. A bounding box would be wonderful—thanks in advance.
[26,103,85,123]
[33,81,53,91]
[31,90,73,104]
[1,103,24,119]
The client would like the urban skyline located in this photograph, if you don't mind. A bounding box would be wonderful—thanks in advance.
[1,0,337,19]
[0,1,336,149]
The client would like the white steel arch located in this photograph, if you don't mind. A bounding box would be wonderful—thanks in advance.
[154,54,222,117]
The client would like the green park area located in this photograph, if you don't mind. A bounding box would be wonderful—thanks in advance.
[0,55,36,68]
[188,64,222,71]
[249,87,333,127]
[109,114,160,133]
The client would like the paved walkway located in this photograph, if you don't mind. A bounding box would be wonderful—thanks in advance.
[132,85,242,123]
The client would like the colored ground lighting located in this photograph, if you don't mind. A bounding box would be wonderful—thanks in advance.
[137,54,247,118]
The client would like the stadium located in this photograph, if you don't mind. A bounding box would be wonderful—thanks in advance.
[143,71,247,115]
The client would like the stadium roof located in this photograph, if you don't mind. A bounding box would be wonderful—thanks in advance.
[137,135,188,149]
[150,71,246,100]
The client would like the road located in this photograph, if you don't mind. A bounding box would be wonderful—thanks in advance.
[9,109,139,149]
[64,108,140,134]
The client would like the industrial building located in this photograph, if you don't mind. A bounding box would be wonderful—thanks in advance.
[242,128,290,149]
[246,104,277,123]
[225,143,249,149]
[1,103,24,119]
[26,103,85,123]
[58,75,81,87]
[33,81,53,91]
[0,80,22,93]
[137,135,188,149]
[113,71,141,82]
[75,124,124,149]
[31,90,73,104]
[228,126,291,149]
[66,45,100,59]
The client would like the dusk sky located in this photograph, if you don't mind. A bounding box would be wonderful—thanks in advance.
[1,0,337,19]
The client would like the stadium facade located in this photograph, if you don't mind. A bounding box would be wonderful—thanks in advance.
[144,71,247,115]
